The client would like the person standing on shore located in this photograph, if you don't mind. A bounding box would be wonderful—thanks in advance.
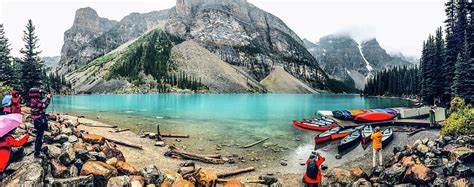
[371,126,383,167]
[303,151,325,187]
[29,88,51,157]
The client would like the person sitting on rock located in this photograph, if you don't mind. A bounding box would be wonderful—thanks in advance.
[0,128,31,180]
[303,151,325,187]
[371,126,383,167]
[28,88,51,157]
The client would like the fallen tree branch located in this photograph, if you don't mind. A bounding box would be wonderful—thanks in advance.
[160,133,190,138]
[112,128,130,133]
[243,137,269,148]
[165,146,224,164]
[407,128,425,136]
[105,138,143,150]
[216,167,255,178]
[80,122,117,128]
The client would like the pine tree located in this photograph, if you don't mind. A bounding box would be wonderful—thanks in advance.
[442,0,458,105]
[433,27,445,97]
[20,20,44,95]
[0,24,13,84]
[453,32,471,101]
[466,2,474,103]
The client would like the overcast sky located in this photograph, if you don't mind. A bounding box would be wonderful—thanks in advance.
[1,0,445,58]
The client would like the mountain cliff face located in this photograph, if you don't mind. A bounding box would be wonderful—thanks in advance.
[60,0,346,93]
[58,7,171,74]
[305,35,413,89]
[164,0,329,90]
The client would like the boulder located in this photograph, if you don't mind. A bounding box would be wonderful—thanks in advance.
[53,134,69,144]
[371,166,384,176]
[80,161,118,186]
[49,175,94,186]
[106,157,119,166]
[45,145,62,159]
[155,141,165,147]
[107,176,130,187]
[443,161,458,176]
[140,165,165,185]
[452,178,470,187]
[101,146,126,161]
[163,171,184,186]
[379,163,406,185]
[51,159,68,178]
[413,139,422,148]
[68,135,78,143]
[130,175,145,187]
[76,149,96,162]
[424,157,443,168]
[0,161,44,186]
[82,134,106,145]
[179,161,195,167]
[427,141,436,149]
[432,176,446,186]
[416,144,430,154]
[351,166,368,179]
[421,138,429,145]
[69,165,79,177]
[327,168,352,184]
[178,166,195,175]
[443,135,453,143]
[441,144,461,156]
[454,164,472,177]
[401,156,416,168]
[353,178,371,187]
[194,168,217,186]
[73,142,86,151]
[90,151,107,161]
[61,126,73,135]
[172,180,194,187]
[403,164,437,184]
[116,161,139,175]
[449,146,474,164]
[59,142,76,165]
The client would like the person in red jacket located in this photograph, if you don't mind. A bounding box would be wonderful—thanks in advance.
[304,151,325,187]
[0,128,31,179]
[10,89,21,114]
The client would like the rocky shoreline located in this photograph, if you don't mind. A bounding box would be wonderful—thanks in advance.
[1,110,472,186]
[321,134,473,186]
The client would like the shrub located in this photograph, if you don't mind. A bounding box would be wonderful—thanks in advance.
[0,83,13,102]
[442,97,474,136]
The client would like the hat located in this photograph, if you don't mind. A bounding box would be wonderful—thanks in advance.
[11,89,17,95]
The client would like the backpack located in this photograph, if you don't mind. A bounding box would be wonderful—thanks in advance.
[306,158,318,179]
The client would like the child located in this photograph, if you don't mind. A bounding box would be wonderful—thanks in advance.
[0,128,31,179]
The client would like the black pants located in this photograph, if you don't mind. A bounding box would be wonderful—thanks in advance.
[33,115,47,156]
[304,182,319,187]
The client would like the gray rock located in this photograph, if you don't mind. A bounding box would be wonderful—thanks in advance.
[353,178,372,187]
[61,126,73,135]
[443,136,453,143]
[154,141,165,147]
[379,163,405,185]
[69,165,79,177]
[454,164,472,177]
[416,144,430,154]
[53,134,69,144]
[107,175,131,187]
[68,135,78,143]
[443,161,458,176]
[413,139,423,147]
[76,149,96,162]
[1,160,44,186]
[45,145,62,159]
[90,151,107,161]
[427,141,437,149]
[59,142,76,165]
[140,165,165,185]
[422,138,429,145]
[424,157,443,167]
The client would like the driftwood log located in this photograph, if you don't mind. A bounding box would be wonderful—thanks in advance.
[112,128,130,133]
[243,137,269,148]
[216,167,255,178]
[408,128,425,136]
[105,138,143,150]
[165,146,224,164]
[156,125,189,138]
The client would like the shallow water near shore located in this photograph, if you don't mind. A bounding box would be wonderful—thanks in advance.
[50,94,413,173]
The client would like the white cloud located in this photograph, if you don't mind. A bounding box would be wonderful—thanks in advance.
[1,0,445,58]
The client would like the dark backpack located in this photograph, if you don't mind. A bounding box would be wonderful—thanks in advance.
[306,158,318,179]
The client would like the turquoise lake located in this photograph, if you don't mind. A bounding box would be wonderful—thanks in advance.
[50,94,412,168]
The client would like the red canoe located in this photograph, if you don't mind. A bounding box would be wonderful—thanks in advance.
[314,127,341,143]
[293,120,331,131]
[354,112,396,122]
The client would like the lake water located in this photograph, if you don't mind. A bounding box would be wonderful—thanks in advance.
[50,94,412,170]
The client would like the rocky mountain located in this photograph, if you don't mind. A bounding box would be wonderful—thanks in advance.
[58,7,171,74]
[60,0,353,93]
[305,35,413,89]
